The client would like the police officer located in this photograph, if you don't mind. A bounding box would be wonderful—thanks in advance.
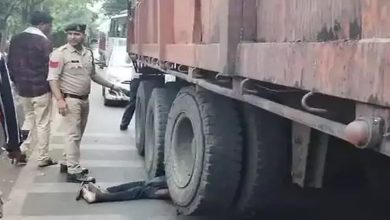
[47,23,127,183]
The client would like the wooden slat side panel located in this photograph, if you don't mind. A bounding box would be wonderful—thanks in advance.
[129,43,219,72]
[129,44,159,58]
[242,0,257,42]
[173,0,196,43]
[237,41,390,107]
[145,0,157,43]
[256,0,362,42]
[219,0,243,75]
[153,0,158,43]
[362,0,390,38]
[158,0,174,61]
[201,0,222,43]
[164,44,220,72]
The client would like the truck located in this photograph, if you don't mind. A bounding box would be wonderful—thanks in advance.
[97,10,128,66]
[126,0,390,217]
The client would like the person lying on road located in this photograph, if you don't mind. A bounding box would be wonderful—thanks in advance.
[76,176,170,203]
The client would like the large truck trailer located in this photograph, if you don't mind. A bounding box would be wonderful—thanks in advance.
[126,0,390,217]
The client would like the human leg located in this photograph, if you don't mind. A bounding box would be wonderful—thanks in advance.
[62,98,94,183]
[32,92,54,164]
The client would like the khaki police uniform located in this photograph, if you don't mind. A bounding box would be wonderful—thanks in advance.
[47,44,95,174]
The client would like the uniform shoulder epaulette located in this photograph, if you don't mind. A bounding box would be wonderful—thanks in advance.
[59,45,68,51]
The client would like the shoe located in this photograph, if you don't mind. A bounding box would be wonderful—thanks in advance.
[38,158,58,168]
[7,151,27,165]
[18,154,28,164]
[60,164,89,174]
[67,173,96,183]
[120,124,128,131]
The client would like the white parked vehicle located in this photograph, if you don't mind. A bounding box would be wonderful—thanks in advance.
[102,46,135,106]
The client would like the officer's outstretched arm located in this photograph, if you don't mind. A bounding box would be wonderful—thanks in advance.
[91,73,129,94]
[91,73,114,89]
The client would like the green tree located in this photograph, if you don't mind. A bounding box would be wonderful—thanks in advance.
[0,1,21,50]
[44,0,97,32]
[102,0,130,15]
[0,0,99,49]
[1,0,51,50]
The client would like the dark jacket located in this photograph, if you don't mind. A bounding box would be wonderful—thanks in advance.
[7,32,52,97]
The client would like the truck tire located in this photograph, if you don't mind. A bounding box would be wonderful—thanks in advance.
[135,79,163,155]
[235,104,291,216]
[164,87,243,215]
[144,86,179,179]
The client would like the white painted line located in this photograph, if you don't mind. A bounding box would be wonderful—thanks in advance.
[43,160,143,168]
[49,144,136,151]
[29,182,124,193]
[6,214,129,220]
[51,133,134,138]
[4,146,40,216]
[80,160,144,168]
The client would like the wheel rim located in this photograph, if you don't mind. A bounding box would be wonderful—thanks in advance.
[172,114,196,188]
[145,112,155,172]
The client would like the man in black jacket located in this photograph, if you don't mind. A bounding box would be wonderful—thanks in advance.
[7,11,56,167]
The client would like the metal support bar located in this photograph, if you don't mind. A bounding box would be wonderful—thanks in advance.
[292,124,329,188]
[292,123,312,187]
[306,132,329,188]
[141,60,349,143]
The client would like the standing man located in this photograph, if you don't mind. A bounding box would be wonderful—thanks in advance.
[47,23,127,183]
[7,11,56,167]
[119,77,139,130]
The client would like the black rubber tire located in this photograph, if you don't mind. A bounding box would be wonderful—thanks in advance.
[102,89,112,106]
[234,104,291,216]
[144,86,179,179]
[135,79,163,155]
[103,97,110,106]
[164,87,243,215]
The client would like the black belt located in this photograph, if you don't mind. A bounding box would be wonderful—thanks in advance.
[63,93,89,100]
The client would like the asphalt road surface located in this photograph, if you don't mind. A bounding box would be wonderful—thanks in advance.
[2,82,179,219]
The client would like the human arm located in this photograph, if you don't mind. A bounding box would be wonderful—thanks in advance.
[89,50,129,94]
[47,50,67,116]
[48,80,67,116]
[91,73,114,89]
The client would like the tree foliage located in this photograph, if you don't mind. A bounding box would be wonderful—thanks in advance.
[0,0,99,50]
[102,0,130,15]
[44,0,98,32]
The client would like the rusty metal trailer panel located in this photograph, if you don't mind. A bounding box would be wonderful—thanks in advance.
[128,0,390,107]
[127,0,390,156]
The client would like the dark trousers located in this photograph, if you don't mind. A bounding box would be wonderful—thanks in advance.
[96,176,167,202]
[0,56,21,152]
[120,79,140,127]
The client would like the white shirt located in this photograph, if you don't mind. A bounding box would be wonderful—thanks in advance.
[22,27,48,39]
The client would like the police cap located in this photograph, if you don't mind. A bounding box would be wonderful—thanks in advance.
[64,23,87,33]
